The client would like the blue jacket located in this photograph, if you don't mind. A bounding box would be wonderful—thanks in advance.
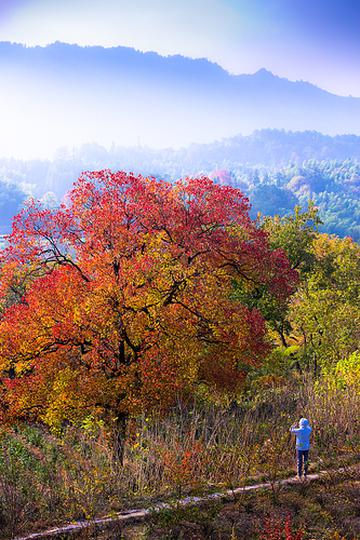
[290,418,312,450]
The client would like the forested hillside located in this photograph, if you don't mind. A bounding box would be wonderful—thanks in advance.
[1,130,359,240]
[232,159,360,240]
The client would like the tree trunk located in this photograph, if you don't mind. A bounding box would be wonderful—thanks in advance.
[313,353,318,378]
[114,413,128,465]
[277,325,288,348]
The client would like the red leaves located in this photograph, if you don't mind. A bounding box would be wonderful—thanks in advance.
[160,439,207,493]
[259,514,304,540]
[0,171,297,427]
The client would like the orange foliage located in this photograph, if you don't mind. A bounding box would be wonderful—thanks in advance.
[0,172,297,429]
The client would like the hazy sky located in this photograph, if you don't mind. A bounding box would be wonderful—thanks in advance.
[0,0,359,97]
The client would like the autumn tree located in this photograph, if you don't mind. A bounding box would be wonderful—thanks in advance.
[0,171,297,458]
[233,204,318,350]
[289,233,360,374]
[255,205,360,375]
[257,203,360,376]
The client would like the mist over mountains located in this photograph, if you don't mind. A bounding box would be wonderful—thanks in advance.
[1,43,360,242]
[2,129,360,197]
[1,129,359,242]
[1,42,360,158]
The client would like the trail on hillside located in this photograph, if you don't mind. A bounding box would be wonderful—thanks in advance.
[14,464,358,540]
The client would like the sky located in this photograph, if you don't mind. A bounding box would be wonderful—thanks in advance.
[0,0,359,97]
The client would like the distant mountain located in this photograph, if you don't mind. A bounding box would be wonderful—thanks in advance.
[1,42,360,158]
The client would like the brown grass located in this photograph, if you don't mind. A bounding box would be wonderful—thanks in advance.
[0,377,359,538]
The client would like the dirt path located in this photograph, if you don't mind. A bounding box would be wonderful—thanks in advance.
[15,465,356,540]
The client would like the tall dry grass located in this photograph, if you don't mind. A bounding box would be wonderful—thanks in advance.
[0,377,359,538]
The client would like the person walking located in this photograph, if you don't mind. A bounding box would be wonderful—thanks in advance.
[290,418,312,480]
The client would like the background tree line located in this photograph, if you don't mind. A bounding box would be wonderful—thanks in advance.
[1,130,359,241]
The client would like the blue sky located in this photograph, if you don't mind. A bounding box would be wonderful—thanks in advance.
[0,0,359,96]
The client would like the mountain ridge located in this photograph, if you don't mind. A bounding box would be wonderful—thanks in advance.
[1,42,360,157]
[1,41,357,99]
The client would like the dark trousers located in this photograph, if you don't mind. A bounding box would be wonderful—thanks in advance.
[296,449,309,477]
